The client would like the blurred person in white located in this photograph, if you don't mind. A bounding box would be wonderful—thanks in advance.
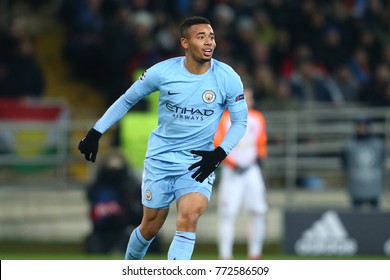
[215,86,268,260]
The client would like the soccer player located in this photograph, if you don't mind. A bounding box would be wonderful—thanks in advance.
[78,16,248,260]
[215,86,268,260]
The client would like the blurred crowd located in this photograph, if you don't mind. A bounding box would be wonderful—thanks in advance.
[56,0,390,109]
[2,0,390,111]
[0,16,45,99]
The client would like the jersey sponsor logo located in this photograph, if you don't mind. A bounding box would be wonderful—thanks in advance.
[202,90,216,103]
[139,70,147,81]
[166,103,214,121]
[295,210,357,255]
[168,90,181,95]
[235,93,244,102]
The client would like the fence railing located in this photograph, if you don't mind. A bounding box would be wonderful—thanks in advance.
[1,104,390,192]
[263,105,390,191]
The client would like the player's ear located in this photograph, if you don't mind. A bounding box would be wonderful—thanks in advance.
[181,37,189,50]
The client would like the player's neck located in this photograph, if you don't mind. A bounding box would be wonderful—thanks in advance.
[184,58,210,75]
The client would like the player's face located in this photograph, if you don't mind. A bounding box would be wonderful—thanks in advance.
[182,24,216,63]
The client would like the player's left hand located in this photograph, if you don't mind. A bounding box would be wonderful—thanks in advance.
[188,146,227,182]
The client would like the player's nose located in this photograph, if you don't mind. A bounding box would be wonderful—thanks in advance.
[204,37,213,45]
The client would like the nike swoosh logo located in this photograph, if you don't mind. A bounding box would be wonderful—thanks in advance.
[168,91,180,95]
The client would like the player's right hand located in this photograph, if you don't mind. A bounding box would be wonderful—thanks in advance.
[78,128,102,162]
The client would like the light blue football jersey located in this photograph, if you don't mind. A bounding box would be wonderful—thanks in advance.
[94,57,247,164]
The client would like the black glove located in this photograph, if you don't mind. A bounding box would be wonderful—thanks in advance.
[188,146,227,182]
[78,128,102,162]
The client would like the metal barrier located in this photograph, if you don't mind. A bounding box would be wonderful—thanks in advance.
[1,103,390,192]
[263,105,390,191]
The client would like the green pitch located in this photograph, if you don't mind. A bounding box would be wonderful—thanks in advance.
[0,242,387,260]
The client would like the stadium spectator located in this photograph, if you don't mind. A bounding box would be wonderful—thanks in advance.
[260,78,301,111]
[381,44,390,66]
[232,60,253,90]
[252,9,276,45]
[85,149,142,254]
[300,10,327,55]
[231,16,257,65]
[317,26,349,73]
[211,3,236,40]
[101,5,133,104]
[85,149,163,254]
[288,0,319,49]
[359,63,390,106]
[279,44,316,78]
[269,27,292,75]
[60,0,106,87]
[247,38,271,73]
[347,47,372,86]
[252,63,276,106]
[263,0,292,29]
[289,55,344,107]
[341,115,385,210]
[365,0,390,45]
[358,27,383,69]
[332,64,360,103]
[0,17,45,99]
[1,38,45,98]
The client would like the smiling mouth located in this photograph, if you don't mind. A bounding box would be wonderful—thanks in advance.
[203,49,213,56]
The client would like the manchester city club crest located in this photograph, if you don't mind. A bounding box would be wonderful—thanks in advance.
[202,90,216,103]
[145,190,152,201]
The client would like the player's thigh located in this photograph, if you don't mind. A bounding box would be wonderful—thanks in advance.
[141,160,175,208]
[218,167,245,216]
[173,173,212,231]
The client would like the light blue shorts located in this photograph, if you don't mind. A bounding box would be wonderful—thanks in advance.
[141,158,215,209]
